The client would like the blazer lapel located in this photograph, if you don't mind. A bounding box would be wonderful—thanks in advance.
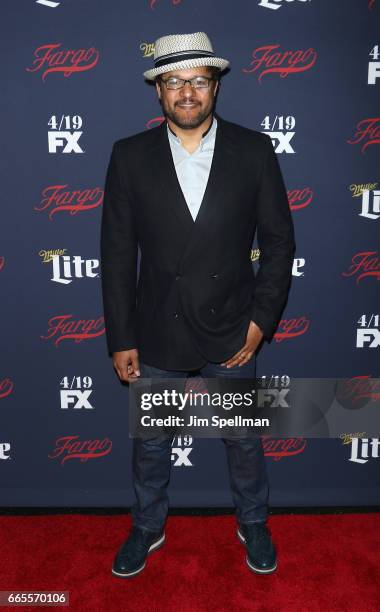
[149,112,238,251]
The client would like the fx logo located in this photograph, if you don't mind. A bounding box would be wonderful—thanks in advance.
[48,132,83,153]
[257,389,290,407]
[171,447,193,466]
[60,390,94,409]
[357,329,380,348]
[266,132,295,153]
[368,45,380,84]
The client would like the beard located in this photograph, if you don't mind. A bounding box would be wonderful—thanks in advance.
[161,97,215,130]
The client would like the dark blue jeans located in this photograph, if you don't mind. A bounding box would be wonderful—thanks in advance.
[131,356,269,532]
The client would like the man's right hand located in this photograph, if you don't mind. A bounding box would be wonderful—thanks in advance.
[112,349,140,383]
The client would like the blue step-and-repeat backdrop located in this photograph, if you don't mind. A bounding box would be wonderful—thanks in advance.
[1,0,379,506]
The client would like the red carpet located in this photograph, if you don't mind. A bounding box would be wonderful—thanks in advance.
[0,514,379,611]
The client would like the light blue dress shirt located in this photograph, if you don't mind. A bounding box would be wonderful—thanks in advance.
[167,115,218,221]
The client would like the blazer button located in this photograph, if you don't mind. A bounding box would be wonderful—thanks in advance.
[210,307,216,314]
[173,312,179,319]
[175,275,181,281]
[211,273,219,279]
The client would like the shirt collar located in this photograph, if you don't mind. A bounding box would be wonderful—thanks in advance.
[166,115,217,151]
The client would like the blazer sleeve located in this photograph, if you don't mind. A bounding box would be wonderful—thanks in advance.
[100,143,138,353]
[251,134,296,340]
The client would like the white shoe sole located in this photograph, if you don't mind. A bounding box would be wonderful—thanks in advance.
[112,532,165,578]
[237,528,277,574]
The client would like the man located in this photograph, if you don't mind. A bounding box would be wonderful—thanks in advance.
[100,32,296,578]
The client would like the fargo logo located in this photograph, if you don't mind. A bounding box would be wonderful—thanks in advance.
[147,116,165,129]
[288,187,314,210]
[35,185,103,221]
[262,437,307,459]
[342,251,380,284]
[274,316,310,342]
[0,378,14,399]
[243,44,317,83]
[347,118,380,154]
[48,435,112,466]
[41,315,105,347]
[336,376,380,408]
[149,0,182,8]
[26,44,99,81]
[0,256,5,271]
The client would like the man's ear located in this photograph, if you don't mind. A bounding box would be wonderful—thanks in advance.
[155,80,161,100]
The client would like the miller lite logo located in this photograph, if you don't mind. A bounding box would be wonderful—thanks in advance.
[350,184,379,220]
[39,251,100,284]
[348,437,380,464]
[140,42,155,58]
[0,443,11,460]
[258,0,311,8]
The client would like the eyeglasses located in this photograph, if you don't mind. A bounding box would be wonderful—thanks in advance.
[159,75,215,90]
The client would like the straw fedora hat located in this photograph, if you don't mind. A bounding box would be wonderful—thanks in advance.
[143,31,229,81]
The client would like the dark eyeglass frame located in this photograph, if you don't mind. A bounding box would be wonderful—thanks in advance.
[158,75,216,90]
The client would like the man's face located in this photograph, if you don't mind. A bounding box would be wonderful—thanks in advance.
[155,66,219,130]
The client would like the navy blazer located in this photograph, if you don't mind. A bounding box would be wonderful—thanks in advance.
[100,112,296,370]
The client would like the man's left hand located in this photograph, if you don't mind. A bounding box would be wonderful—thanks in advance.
[221,321,264,368]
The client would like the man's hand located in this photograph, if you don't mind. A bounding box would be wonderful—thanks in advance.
[221,321,264,368]
[113,349,140,383]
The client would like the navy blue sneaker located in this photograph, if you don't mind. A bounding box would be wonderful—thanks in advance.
[112,526,165,578]
[237,522,277,574]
